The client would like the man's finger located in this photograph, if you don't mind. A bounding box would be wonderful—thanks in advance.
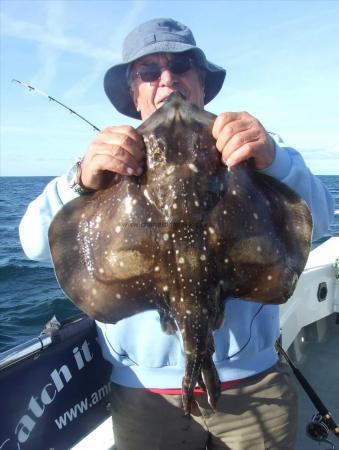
[212,112,247,140]
[214,118,256,153]
[88,145,144,175]
[218,128,261,161]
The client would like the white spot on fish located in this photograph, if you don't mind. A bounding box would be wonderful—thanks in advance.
[154,266,160,272]
[200,254,206,261]
[163,233,169,241]
[163,285,169,292]
[253,213,259,220]
[267,275,273,280]
[124,196,133,214]
[257,246,262,252]
[143,188,153,204]
[115,225,121,233]
[208,226,215,234]
[178,257,185,264]
[188,163,198,173]
[232,190,237,195]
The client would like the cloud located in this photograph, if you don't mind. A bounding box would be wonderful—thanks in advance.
[1,0,145,100]
[0,9,119,62]
[29,2,63,88]
[61,0,145,100]
[300,147,339,160]
[61,63,105,101]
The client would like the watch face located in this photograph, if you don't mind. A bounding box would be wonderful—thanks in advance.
[67,161,92,195]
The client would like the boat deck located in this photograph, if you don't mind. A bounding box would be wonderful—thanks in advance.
[292,314,339,450]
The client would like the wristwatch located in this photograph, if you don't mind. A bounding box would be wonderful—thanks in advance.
[67,160,94,195]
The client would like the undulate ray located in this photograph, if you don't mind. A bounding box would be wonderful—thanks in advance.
[49,92,312,415]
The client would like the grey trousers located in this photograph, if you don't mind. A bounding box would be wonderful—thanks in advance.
[110,361,298,450]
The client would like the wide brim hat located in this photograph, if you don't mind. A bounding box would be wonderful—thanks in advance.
[104,18,226,120]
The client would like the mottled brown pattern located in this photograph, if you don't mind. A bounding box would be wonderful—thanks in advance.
[48,93,312,414]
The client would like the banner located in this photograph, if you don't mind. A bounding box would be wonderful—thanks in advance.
[0,316,112,450]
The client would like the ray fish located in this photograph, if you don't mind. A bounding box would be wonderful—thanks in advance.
[48,93,312,415]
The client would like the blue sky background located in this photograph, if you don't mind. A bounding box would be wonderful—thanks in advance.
[1,0,338,176]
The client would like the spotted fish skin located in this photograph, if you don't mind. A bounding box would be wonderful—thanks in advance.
[48,93,312,415]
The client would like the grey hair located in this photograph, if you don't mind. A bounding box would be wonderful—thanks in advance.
[126,64,134,89]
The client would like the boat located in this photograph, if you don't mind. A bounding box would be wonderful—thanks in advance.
[1,235,338,450]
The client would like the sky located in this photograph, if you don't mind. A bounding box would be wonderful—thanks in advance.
[1,0,339,176]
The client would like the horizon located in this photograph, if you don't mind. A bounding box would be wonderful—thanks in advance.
[1,0,339,176]
[1,173,339,178]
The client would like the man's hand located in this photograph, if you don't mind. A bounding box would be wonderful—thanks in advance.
[80,125,145,190]
[212,112,275,170]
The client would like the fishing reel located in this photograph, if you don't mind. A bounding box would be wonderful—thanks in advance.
[307,413,337,450]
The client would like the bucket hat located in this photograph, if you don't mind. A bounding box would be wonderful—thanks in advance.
[104,18,226,119]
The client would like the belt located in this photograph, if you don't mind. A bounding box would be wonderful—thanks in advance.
[143,375,256,395]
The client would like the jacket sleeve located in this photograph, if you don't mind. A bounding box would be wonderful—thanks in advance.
[19,172,79,262]
[262,134,334,241]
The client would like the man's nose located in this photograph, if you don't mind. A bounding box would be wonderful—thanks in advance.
[158,67,177,86]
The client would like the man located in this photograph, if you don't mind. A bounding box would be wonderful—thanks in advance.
[20,18,333,450]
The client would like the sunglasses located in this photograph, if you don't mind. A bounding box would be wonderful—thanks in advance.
[133,56,196,83]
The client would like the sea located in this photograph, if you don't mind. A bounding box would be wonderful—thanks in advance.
[0,175,338,353]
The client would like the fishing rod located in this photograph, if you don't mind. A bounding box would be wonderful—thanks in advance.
[276,340,339,449]
[12,79,101,132]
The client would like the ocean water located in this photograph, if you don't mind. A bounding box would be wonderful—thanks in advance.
[0,175,338,353]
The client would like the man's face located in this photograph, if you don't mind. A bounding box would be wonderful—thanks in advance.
[129,52,205,120]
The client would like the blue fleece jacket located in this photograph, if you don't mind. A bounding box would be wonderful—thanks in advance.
[19,137,333,388]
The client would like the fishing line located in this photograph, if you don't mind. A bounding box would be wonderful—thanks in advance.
[226,304,264,359]
[12,79,101,132]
